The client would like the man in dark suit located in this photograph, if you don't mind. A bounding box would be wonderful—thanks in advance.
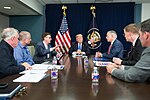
[106,18,150,82]
[69,34,90,55]
[33,32,58,64]
[113,24,145,66]
[0,28,31,79]
[95,30,124,59]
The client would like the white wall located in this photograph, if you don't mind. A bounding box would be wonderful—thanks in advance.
[141,3,150,21]
[0,14,9,41]
[19,0,44,15]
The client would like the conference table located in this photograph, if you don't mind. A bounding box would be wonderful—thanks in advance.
[0,55,150,100]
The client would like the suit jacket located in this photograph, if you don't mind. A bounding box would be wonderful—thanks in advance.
[33,42,57,64]
[103,39,124,59]
[112,47,150,82]
[121,38,145,66]
[69,42,90,55]
[0,40,25,79]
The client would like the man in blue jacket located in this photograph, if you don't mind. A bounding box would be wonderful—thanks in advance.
[95,30,124,59]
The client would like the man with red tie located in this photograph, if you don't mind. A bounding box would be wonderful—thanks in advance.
[95,30,124,59]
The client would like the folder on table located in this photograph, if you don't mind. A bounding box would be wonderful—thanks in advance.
[0,83,21,99]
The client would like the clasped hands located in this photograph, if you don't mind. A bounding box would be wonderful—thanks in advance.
[95,51,102,58]
[106,57,122,74]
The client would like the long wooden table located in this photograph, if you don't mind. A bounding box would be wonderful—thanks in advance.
[1,55,150,100]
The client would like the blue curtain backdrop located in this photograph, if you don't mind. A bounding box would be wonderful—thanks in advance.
[45,3,134,53]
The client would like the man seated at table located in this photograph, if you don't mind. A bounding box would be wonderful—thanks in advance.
[33,32,58,64]
[106,18,150,82]
[0,28,31,79]
[95,30,124,59]
[69,34,90,55]
[14,31,35,66]
[113,24,145,66]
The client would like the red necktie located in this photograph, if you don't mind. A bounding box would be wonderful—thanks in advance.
[108,44,112,54]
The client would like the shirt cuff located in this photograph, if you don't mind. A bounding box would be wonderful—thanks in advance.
[119,65,125,70]
[50,47,54,51]
[111,68,117,74]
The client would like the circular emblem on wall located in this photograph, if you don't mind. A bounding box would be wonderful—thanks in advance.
[87,28,102,49]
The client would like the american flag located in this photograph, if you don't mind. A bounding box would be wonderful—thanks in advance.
[55,15,71,54]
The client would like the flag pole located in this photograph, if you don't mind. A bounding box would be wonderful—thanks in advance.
[90,5,96,48]
[90,5,96,28]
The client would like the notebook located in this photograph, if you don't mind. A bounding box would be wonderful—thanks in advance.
[0,83,22,99]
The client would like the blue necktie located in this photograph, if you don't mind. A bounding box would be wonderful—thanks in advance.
[78,44,82,50]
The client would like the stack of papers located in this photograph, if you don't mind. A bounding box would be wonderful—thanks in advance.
[13,74,48,83]
[31,64,64,70]
[72,52,86,57]
[19,69,48,74]
[13,64,64,83]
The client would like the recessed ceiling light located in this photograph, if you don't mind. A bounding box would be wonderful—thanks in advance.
[4,6,11,10]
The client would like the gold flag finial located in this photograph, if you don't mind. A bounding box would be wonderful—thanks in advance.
[90,5,96,17]
[62,5,67,16]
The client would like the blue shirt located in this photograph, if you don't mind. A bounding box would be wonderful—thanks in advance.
[14,42,34,65]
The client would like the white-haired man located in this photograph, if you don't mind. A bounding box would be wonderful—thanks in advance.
[95,30,124,59]
[0,28,31,79]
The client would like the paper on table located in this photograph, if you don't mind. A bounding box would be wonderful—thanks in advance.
[48,65,64,70]
[72,52,86,57]
[31,64,50,70]
[20,69,48,74]
[13,73,47,83]
[31,64,64,70]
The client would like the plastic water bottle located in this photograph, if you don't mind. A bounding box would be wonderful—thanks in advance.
[51,66,58,79]
[92,67,99,82]
[52,56,57,65]
[84,56,88,65]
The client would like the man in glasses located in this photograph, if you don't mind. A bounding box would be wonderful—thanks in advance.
[113,24,145,66]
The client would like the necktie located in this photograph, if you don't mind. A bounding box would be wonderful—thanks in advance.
[127,45,134,58]
[108,44,112,54]
[78,44,82,50]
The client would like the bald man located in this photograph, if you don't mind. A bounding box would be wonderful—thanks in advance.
[14,31,34,65]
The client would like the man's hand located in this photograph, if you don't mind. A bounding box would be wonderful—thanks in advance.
[95,52,102,58]
[113,57,122,65]
[106,64,117,74]
[76,50,82,54]
[21,62,32,70]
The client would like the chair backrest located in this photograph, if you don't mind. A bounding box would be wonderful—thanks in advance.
[27,45,35,57]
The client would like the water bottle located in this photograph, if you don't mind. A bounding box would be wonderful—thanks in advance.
[84,56,88,65]
[52,56,57,65]
[92,67,99,82]
[51,66,58,79]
